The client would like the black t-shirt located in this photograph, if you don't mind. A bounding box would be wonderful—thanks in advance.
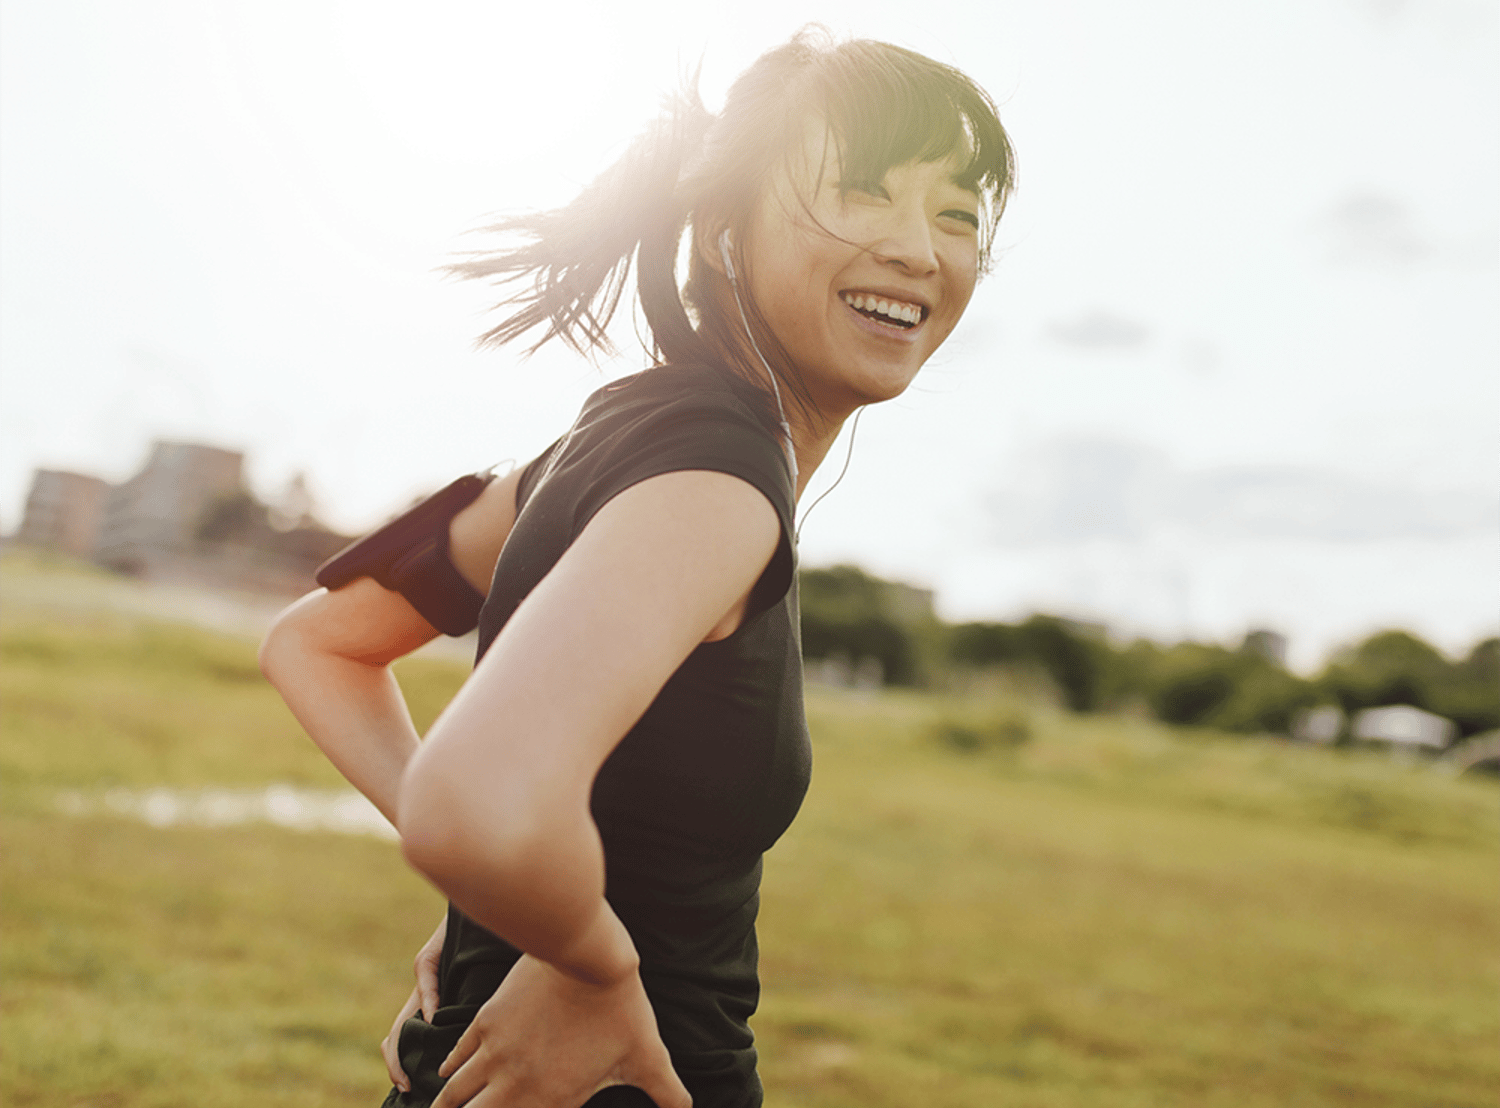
[421,363,810,1108]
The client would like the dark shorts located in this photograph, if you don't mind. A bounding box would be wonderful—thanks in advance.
[378,1006,659,1108]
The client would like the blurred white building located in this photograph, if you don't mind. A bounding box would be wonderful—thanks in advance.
[94,442,245,575]
[1291,705,1345,744]
[1352,704,1456,750]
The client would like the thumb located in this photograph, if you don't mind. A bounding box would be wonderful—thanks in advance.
[638,1064,692,1108]
[416,960,441,1022]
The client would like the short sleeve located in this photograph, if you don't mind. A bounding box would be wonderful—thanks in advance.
[515,439,563,512]
[571,387,797,622]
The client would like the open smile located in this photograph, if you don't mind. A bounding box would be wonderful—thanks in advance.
[840,290,928,331]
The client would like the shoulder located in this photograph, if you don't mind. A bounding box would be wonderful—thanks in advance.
[555,362,794,526]
[500,362,797,631]
[585,362,778,440]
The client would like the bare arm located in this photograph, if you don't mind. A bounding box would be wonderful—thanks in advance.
[257,467,524,823]
[398,468,781,985]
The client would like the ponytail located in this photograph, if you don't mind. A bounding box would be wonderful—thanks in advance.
[448,92,713,363]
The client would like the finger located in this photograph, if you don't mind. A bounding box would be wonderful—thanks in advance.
[382,987,423,1091]
[416,954,441,1022]
[381,1030,408,1093]
[437,1025,479,1081]
[430,1050,492,1108]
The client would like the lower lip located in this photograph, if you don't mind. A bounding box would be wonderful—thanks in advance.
[841,299,924,343]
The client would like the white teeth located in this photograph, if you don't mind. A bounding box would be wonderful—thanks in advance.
[842,292,923,326]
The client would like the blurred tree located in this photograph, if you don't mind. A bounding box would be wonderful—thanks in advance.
[948,621,1027,666]
[1145,643,1239,726]
[944,615,1111,712]
[1423,637,1497,737]
[1320,630,1449,714]
[801,563,1492,736]
[799,564,928,686]
[1312,630,1499,739]
[1142,641,1317,732]
[1017,615,1108,712]
[196,491,272,546]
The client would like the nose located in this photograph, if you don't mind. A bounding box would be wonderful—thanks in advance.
[871,203,939,277]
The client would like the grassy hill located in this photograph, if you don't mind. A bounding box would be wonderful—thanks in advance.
[2,554,1495,1107]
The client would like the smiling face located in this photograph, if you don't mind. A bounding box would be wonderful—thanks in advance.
[736,131,982,427]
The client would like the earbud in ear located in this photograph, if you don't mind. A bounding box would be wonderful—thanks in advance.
[717,229,736,281]
[716,222,796,483]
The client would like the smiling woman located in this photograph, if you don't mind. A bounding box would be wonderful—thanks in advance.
[258,26,1014,1108]
[452,32,1013,476]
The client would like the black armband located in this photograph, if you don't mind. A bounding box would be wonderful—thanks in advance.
[315,472,494,636]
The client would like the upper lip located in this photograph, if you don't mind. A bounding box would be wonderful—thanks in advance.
[840,287,931,314]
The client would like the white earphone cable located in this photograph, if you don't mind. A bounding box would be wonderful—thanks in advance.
[795,405,863,543]
[719,231,798,485]
[718,230,864,540]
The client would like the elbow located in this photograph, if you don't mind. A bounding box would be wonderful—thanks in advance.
[397,763,465,882]
[398,749,565,892]
[257,608,298,687]
[257,589,357,688]
[258,598,322,690]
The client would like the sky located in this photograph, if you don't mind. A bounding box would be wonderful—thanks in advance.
[1,0,1495,671]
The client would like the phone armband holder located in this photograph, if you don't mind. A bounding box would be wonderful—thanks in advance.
[315,472,494,636]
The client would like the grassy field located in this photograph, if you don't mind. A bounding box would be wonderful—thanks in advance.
[2,554,1496,1107]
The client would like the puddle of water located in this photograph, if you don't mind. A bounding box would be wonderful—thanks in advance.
[56,784,397,841]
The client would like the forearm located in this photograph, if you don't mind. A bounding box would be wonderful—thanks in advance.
[257,473,521,831]
[264,642,420,825]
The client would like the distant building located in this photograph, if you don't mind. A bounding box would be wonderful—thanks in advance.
[1352,704,1456,750]
[16,470,111,557]
[1291,704,1344,744]
[12,440,349,595]
[95,442,246,575]
[1242,628,1289,666]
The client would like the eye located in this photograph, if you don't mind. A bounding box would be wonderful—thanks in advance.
[941,208,981,230]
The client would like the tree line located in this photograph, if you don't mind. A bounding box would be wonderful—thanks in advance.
[799,564,1498,739]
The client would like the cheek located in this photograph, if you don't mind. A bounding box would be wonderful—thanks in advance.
[948,253,980,312]
[752,236,831,321]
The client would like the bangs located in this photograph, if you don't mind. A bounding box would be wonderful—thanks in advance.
[814,42,1014,233]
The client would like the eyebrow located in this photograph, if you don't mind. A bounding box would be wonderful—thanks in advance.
[949,172,982,197]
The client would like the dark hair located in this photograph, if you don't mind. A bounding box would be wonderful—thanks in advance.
[450,28,1015,420]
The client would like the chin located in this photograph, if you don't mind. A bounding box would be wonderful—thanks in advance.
[838,378,917,415]
[865,364,928,403]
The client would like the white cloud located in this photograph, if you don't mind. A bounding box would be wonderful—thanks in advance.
[1313,191,1498,269]
[985,435,1496,546]
[1045,308,1153,351]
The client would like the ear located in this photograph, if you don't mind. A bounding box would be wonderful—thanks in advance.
[696,221,732,277]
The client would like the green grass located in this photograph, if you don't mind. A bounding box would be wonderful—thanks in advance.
[2,555,1496,1106]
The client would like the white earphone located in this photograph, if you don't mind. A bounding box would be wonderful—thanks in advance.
[718,228,797,484]
[718,228,737,281]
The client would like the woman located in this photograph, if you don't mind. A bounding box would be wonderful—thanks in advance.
[259,29,1014,1108]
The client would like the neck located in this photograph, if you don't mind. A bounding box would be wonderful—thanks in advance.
[698,285,855,501]
[787,410,849,502]
[700,326,822,502]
